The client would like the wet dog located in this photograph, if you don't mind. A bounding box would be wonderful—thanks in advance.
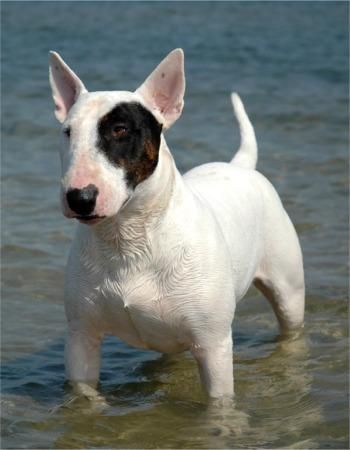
[49,49,304,398]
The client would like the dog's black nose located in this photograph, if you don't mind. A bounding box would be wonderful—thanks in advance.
[66,184,98,216]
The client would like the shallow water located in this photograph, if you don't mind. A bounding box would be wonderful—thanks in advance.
[1,2,349,449]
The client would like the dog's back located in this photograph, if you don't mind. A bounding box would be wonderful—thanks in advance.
[183,94,304,316]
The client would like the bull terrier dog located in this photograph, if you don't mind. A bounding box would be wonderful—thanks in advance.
[49,49,304,398]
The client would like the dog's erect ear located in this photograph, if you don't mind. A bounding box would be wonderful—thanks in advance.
[136,49,185,129]
[49,51,87,123]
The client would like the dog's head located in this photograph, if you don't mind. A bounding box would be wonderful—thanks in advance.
[49,49,185,224]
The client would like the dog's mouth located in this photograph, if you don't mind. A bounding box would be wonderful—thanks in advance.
[75,215,106,225]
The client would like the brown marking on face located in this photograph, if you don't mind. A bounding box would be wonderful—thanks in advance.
[97,102,162,189]
[122,139,159,188]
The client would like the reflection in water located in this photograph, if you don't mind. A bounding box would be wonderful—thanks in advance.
[2,296,347,448]
[3,332,322,449]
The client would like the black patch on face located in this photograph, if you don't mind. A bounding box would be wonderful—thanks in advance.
[97,102,162,188]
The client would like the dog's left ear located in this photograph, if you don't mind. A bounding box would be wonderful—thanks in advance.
[136,49,185,129]
[49,51,87,123]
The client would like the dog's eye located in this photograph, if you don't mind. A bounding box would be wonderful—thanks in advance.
[112,125,128,139]
[63,127,71,138]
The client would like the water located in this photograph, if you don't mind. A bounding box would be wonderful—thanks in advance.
[1,2,348,448]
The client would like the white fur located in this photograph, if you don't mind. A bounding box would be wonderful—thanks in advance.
[49,49,305,398]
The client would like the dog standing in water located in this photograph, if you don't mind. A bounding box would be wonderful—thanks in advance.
[49,49,304,398]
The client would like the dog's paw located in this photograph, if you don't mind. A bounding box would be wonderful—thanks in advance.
[50,382,109,415]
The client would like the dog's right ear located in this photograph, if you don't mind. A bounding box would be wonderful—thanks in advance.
[49,52,87,123]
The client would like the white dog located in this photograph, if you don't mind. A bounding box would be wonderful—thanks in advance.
[49,49,304,398]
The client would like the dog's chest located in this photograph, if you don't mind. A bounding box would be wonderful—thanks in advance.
[97,251,198,353]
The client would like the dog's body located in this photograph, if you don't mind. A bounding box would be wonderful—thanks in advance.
[49,49,304,398]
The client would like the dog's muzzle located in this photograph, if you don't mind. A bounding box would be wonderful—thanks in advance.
[66,184,98,217]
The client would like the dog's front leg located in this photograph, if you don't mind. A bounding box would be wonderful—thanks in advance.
[63,329,108,410]
[65,329,102,386]
[191,333,234,398]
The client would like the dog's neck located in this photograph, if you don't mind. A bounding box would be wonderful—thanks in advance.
[90,136,183,260]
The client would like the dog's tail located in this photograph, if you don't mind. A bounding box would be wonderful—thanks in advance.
[230,93,258,170]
